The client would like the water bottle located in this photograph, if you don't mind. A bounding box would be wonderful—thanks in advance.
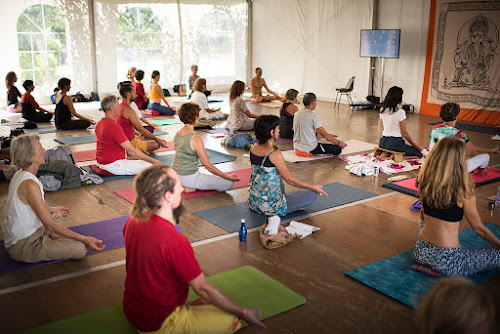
[239,219,247,242]
[229,124,234,136]
[373,158,379,176]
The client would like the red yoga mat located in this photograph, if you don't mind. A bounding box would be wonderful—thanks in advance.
[391,167,500,191]
[115,168,252,203]
[73,142,174,162]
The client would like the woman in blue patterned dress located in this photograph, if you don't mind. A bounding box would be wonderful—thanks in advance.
[248,115,327,216]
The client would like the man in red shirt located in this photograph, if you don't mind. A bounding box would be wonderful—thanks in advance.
[115,81,168,155]
[21,80,53,123]
[95,95,160,175]
[123,165,266,333]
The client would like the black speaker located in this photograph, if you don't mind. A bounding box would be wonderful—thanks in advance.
[402,104,414,113]
[366,95,380,104]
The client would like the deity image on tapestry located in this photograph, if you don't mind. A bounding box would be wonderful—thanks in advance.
[428,1,500,109]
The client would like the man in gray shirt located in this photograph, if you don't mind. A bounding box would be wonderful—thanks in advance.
[293,93,347,155]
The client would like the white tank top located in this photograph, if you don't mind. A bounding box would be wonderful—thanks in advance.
[5,171,44,247]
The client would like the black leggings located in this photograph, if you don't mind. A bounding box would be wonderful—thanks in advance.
[22,104,52,123]
[56,120,91,130]
[310,143,342,155]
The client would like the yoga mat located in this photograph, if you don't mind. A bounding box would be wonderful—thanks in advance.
[23,266,305,334]
[200,127,250,134]
[1,119,28,126]
[23,125,96,134]
[275,136,293,145]
[115,168,252,203]
[54,130,167,145]
[0,216,129,276]
[281,139,376,162]
[428,122,497,135]
[72,142,174,162]
[207,99,223,103]
[153,149,237,166]
[382,167,500,198]
[345,223,500,308]
[195,183,377,232]
[149,119,183,126]
[249,101,282,108]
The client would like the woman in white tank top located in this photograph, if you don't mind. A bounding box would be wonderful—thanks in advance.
[5,134,105,263]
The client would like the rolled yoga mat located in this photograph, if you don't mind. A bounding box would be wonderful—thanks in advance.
[54,130,167,145]
[114,168,252,202]
[22,266,306,334]
[0,216,129,276]
[382,167,500,198]
[345,222,500,308]
[428,122,497,135]
[195,183,378,232]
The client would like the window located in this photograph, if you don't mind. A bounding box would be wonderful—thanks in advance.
[198,9,235,78]
[116,6,163,83]
[17,4,72,95]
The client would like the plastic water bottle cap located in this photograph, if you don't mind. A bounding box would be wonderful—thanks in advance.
[241,219,245,223]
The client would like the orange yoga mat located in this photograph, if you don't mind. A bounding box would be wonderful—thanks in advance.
[114,168,252,202]
[73,142,174,162]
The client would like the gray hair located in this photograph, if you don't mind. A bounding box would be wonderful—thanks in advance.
[11,134,40,168]
[101,94,118,112]
[303,93,316,106]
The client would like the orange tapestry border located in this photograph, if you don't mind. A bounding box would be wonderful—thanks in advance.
[420,0,500,126]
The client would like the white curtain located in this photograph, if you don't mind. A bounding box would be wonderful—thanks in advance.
[251,0,373,102]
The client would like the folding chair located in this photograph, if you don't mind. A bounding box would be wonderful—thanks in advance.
[334,76,355,110]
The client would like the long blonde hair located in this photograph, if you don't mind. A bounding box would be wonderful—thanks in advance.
[127,67,137,81]
[5,71,16,90]
[132,165,176,222]
[416,137,473,208]
[416,277,495,334]
[193,78,206,92]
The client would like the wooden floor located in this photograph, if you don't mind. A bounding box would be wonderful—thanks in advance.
[0,96,499,333]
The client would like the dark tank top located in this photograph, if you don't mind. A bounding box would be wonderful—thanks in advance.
[422,201,464,222]
[279,102,294,138]
[55,96,71,125]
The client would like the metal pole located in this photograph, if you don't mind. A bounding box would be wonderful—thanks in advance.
[247,0,253,85]
[369,0,377,96]
[89,0,98,93]
[177,0,184,85]
[380,57,385,102]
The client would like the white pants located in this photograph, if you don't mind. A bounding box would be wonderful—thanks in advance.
[98,159,152,175]
[467,153,490,173]
[179,171,233,191]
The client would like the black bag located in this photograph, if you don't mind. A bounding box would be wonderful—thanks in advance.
[90,92,100,101]
[23,121,37,129]
[72,92,88,103]
[10,127,25,139]
[163,88,171,97]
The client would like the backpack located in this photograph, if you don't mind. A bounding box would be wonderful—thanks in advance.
[224,133,256,148]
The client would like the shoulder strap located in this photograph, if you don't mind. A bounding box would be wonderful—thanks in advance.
[261,149,276,167]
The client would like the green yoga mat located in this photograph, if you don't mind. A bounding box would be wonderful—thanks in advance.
[149,118,183,125]
[23,266,305,334]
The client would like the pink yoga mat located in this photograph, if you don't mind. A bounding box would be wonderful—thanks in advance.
[73,142,174,162]
[115,168,252,203]
[391,167,500,191]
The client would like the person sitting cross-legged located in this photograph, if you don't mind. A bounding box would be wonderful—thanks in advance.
[293,92,347,156]
[429,102,499,174]
[249,115,327,216]
[21,80,53,123]
[123,165,266,334]
[116,81,169,155]
[5,134,105,263]
[95,95,161,175]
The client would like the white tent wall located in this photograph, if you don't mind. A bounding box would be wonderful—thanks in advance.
[372,0,431,110]
[251,0,374,102]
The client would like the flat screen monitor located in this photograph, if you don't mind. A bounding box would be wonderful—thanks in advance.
[360,29,400,58]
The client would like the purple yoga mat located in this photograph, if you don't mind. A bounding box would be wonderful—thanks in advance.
[275,136,293,145]
[0,216,130,276]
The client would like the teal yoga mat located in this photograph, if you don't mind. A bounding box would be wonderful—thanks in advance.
[154,149,237,166]
[23,266,305,334]
[23,126,95,134]
[54,130,167,145]
[195,183,378,232]
[345,222,500,308]
[149,119,183,125]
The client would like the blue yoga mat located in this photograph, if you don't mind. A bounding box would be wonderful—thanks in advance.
[23,126,96,134]
[195,183,378,232]
[154,149,237,166]
[428,122,497,135]
[0,216,129,276]
[54,130,167,145]
[345,222,500,309]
